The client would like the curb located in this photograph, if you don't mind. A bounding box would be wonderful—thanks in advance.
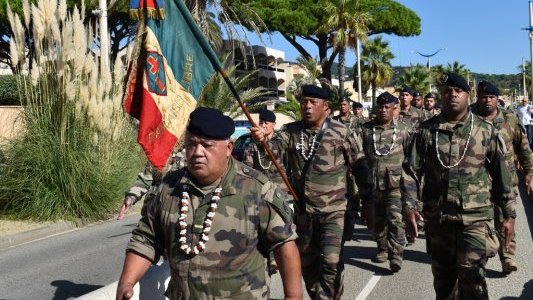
[0,220,77,250]
[0,205,142,251]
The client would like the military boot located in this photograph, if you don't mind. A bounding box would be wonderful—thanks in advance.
[390,258,402,273]
[501,259,518,275]
[372,250,387,263]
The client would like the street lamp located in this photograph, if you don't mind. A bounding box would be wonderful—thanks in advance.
[412,48,446,92]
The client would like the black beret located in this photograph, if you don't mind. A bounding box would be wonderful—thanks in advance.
[352,102,363,109]
[478,80,499,96]
[339,96,351,103]
[301,84,331,100]
[401,86,414,95]
[259,109,276,122]
[413,91,421,97]
[187,107,235,140]
[377,92,398,105]
[444,73,470,92]
[424,92,435,99]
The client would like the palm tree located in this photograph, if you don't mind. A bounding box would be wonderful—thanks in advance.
[397,64,431,95]
[359,36,394,108]
[199,55,269,118]
[445,61,469,78]
[319,0,371,99]
[296,55,321,83]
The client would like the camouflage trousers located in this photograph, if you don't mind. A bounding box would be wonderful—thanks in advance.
[493,205,516,262]
[295,209,345,300]
[427,220,499,300]
[373,189,406,261]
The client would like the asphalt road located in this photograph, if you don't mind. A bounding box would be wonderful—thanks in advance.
[0,192,532,300]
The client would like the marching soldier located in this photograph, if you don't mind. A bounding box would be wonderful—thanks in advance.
[405,73,515,299]
[251,85,371,300]
[399,87,424,129]
[422,92,440,121]
[117,107,302,300]
[360,92,418,272]
[471,80,533,274]
[413,91,424,110]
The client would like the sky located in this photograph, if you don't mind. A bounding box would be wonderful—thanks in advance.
[244,0,533,75]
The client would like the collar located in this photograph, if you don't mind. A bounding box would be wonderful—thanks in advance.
[434,111,472,132]
[373,118,397,130]
[180,158,238,197]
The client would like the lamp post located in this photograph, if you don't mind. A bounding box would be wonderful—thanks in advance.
[413,48,446,92]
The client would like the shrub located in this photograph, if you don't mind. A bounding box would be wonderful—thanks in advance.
[0,0,143,222]
[0,75,21,106]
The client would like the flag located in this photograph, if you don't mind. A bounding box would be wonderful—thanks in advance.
[124,0,222,170]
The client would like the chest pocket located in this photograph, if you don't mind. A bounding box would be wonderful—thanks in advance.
[460,171,492,210]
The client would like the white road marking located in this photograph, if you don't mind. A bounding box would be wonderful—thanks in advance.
[355,274,381,300]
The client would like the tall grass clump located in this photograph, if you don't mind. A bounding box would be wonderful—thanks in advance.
[0,0,143,222]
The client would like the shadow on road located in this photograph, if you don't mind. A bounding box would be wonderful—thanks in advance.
[50,280,103,300]
[500,279,533,299]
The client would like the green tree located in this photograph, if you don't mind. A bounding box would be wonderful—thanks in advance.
[445,61,469,78]
[397,64,431,95]
[319,0,370,99]
[225,0,420,80]
[358,36,394,107]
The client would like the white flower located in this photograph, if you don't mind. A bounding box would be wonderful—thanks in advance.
[179,237,187,243]
[201,234,209,241]
[204,219,212,226]
[198,241,205,248]
[210,203,218,209]
[180,245,188,250]
[207,212,215,218]
[179,229,187,235]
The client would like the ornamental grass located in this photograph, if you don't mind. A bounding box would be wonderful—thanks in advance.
[0,0,142,222]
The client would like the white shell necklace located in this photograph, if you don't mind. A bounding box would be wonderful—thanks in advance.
[257,149,272,170]
[435,113,474,169]
[177,185,222,257]
[372,126,397,156]
[296,131,318,161]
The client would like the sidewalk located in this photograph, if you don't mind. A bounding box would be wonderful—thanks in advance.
[0,206,141,250]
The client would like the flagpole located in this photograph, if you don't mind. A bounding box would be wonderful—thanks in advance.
[218,69,299,201]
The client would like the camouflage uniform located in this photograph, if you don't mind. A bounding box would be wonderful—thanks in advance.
[126,158,297,300]
[274,118,370,300]
[242,132,288,194]
[400,106,424,130]
[333,113,368,240]
[405,112,515,299]
[422,108,440,122]
[360,119,417,266]
[472,105,531,265]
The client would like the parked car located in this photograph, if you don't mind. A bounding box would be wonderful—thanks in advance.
[232,132,253,161]
[231,120,252,140]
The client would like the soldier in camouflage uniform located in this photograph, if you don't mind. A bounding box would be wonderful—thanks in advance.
[413,91,424,110]
[251,85,371,300]
[360,92,417,272]
[117,148,186,220]
[405,74,516,299]
[422,92,440,122]
[117,107,302,300]
[399,87,424,129]
[333,97,362,236]
[242,109,290,275]
[471,81,532,274]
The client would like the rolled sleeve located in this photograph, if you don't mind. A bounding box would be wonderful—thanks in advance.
[126,193,163,263]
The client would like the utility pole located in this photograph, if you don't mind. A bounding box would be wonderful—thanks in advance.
[356,38,363,104]
[530,2,533,102]
[95,0,109,71]
[523,57,528,101]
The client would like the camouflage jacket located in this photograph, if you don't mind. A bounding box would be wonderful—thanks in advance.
[421,108,440,122]
[273,118,371,212]
[360,119,417,209]
[405,112,516,225]
[125,151,186,204]
[471,104,533,185]
[400,106,424,129]
[126,158,297,300]
[333,114,368,135]
[242,132,288,193]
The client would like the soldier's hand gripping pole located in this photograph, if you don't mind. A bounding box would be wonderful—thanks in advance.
[219,70,299,201]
